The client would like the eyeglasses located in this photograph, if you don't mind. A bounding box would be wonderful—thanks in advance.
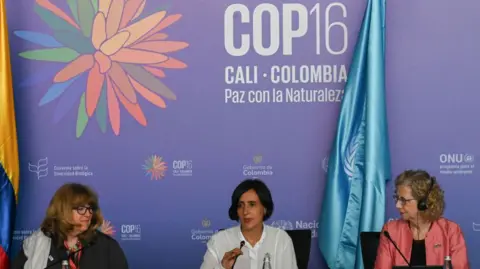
[73,206,95,215]
[392,195,415,206]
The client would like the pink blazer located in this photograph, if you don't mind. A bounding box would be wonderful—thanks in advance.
[374,218,469,269]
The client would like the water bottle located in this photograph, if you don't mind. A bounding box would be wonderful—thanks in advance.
[443,256,453,269]
[262,253,272,269]
[61,260,70,269]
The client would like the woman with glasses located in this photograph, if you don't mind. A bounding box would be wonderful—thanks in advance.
[12,183,128,269]
[374,170,469,269]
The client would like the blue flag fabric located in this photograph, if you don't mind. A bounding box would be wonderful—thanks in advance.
[317,0,391,268]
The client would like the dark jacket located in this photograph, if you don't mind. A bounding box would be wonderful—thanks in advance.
[12,231,128,269]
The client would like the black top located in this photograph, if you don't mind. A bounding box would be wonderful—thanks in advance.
[409,239,427,266]
[12,231,128,269]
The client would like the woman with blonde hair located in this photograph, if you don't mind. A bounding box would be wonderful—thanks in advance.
[12,183,128,269]
[375,170,469,268]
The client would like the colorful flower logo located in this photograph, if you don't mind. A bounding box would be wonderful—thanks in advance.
[143,154,167,180]
[15,0,188,138]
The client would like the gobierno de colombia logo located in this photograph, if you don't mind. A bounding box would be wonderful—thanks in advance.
[242,154,273,177]
[15,0,189,138]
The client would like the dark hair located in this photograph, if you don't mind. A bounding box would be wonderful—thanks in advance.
[41,183,103,246]
[228,179,274,221]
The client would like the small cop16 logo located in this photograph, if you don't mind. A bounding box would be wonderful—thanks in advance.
[121,224,141,241]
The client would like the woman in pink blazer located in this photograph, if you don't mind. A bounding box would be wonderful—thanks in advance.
[375,170,469,269]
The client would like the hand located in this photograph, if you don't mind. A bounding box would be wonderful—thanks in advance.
[221,248,243,269]
[100,220,116,236]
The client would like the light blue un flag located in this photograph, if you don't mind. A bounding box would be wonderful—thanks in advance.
[318,0,391,268]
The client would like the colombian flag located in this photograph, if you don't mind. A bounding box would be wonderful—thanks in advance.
[0,0,20,268]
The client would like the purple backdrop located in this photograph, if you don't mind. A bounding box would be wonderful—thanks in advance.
[6,0,480,268]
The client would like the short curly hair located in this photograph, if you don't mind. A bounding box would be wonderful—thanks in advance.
[395,169,445,221]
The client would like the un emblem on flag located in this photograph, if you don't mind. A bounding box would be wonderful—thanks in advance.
[344,135,362,179]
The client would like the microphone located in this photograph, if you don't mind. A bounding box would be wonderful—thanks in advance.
[43,240,94,269]
[383,231,411,267]
[231,240,245,269]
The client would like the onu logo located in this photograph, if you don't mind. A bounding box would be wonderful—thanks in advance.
[121,225,141,234]
[439,154,474,164]
[173,160,192,169]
